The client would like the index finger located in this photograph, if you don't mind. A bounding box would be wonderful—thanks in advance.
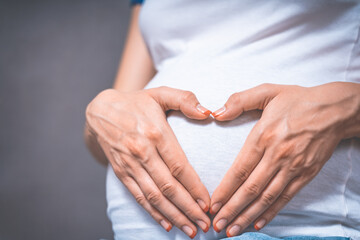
[210,122,265,215]
[156,122,211,212]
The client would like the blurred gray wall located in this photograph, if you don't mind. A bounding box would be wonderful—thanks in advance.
[0,0,131,239]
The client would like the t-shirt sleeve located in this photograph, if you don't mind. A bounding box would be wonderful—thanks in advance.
[130,0,144,6]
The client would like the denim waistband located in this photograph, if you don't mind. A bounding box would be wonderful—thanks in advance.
[221,232,351,240]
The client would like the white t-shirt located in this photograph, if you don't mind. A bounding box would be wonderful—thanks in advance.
[106,1,360,239]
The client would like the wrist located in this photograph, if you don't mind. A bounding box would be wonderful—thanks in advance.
[324,82,360,139]
[83,123,108,166]
[342,90,360,139]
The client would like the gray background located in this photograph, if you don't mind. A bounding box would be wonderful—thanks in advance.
[0,0,131,239]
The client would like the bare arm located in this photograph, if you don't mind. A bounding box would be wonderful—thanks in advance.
[84,5,211,236]
[113,5,156,91]
[84,5,155,165]
[210,82,360,237]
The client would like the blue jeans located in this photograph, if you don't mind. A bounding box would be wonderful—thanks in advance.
[221,232,351,240]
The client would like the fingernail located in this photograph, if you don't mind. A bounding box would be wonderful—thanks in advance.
[196,104,211,115]
[212,106,226,117]
[160,220,172,232]
[255,219,266,230]
[214,218,227,232]
[227,225,241,237]
[182,225,195,239]
[197,199,208,212]
[196,220,209,233]
[210,202,222,215]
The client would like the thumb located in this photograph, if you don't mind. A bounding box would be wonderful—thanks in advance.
[147,86,211,120]
[213,83,283,121]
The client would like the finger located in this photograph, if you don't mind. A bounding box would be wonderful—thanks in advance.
[212,83,283,121]
[210,121,265,215]
[253,177,307,231]
[147,86,212,119]
[212,153,278,232]
[103,122,210,234]
[118,130,210,231]
[121,176,173,232]
[134,165,199,239]
[224,171,293,237]
[157,122,211,213]
[137,146,210,232]
[96,140,174,232]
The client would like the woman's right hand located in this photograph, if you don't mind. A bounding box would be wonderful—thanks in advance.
[85,87,211,238]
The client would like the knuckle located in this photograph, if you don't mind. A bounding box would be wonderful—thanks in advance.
[113,166,126,180]
[143,125,163,142]
[237,214,253,226]
[138,155,151,165]
[182,206,197,219]
[279,193,292,204]
[262,130,275,142]
[169,162,185,179]
[181,90,196,102]
[225,207,240,219]
[243,183,261,197]
[233,167,250,183]
[307,166,320,178]
[146,191,163,205]
[260,130,277,146]
[111,149,130,169]
[254,121,266,136]
[259,83,272,90]
[125,136,149,160]
[159,182,177,199]
[135,195,147,205]
[261,192,276,206]
[289,156,305,173]
[158,86,170,92]
[168,213,182,225]
[112,160,133,179]
[298,165,320,181]
[275,143,294,159]
[228,92,240,104]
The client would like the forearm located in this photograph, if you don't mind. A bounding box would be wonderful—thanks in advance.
[313,82,360,139]
[341,82,360,139]
[85,5,155,165]
[113,5,156,92]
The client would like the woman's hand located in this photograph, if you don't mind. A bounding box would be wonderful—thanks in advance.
[85,87,212,238]
[210,82,360,237]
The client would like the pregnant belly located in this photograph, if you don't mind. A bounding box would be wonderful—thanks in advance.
[144,56,267,194]
[141,66,354,235]
[106,104,261,240]
[166,110,261,195]
[106,56,358,239]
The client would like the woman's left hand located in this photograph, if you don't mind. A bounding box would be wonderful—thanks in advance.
[209,82,360,237]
